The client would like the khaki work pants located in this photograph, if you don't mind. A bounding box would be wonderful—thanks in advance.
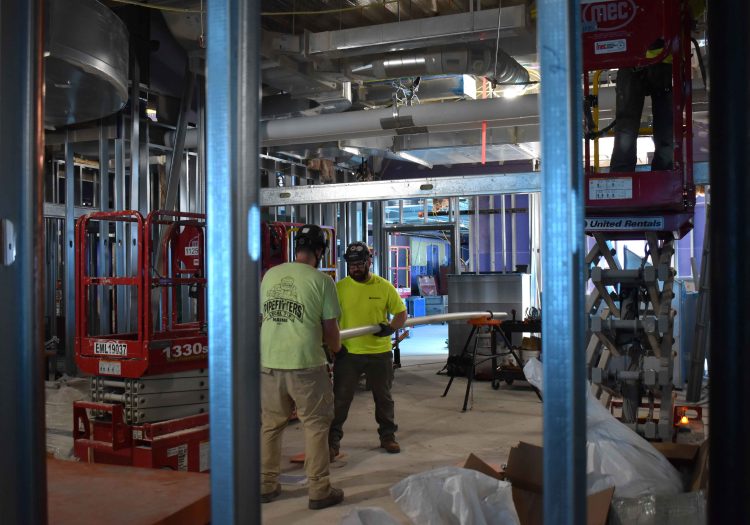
[261,365,334,499]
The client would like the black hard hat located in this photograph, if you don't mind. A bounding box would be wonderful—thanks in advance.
[295,224,327,252]
[344,241,371,263]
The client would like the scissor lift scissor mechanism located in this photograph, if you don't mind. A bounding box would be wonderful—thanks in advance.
[581,0,697,440]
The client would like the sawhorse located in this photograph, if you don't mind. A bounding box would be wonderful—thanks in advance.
[442,318,503,411]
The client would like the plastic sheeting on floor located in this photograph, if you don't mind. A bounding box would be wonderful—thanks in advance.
[340,507,401,525]
[522,358,683,498]
[390,466,520,525]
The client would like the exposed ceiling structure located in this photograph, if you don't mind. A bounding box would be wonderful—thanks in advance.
[89,0,707,179]
[148,0,541,174]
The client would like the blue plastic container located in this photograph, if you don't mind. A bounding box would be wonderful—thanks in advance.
[407,297,426,317]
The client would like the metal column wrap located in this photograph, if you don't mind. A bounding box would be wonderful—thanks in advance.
[0,0,47,523]
[707,0,750,521]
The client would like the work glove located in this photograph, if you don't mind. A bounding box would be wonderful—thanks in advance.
[373,323,396,338]
[336,345,348,360]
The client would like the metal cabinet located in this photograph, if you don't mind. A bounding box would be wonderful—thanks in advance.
[447,273,530,355]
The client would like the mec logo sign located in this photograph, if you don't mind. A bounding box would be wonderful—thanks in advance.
[582,0,637,32]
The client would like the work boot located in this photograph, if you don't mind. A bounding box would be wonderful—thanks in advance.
[308,487,344,510]
[380,438,401,454]
[260,484,281,503]
[329,444,340,462]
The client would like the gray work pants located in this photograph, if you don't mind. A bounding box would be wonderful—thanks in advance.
[329,351,397,448]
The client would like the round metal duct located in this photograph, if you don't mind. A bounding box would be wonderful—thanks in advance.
[45,0,129,128]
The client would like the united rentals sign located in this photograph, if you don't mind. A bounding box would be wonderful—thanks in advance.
[585,217,665,231]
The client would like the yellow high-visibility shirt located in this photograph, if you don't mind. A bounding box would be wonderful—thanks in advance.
[337,274,407,355]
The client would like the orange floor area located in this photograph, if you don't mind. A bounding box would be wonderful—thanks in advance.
[48,458,210,524]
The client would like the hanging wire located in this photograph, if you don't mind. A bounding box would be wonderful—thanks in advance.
[198,0,205,48]
[492,0,503,85]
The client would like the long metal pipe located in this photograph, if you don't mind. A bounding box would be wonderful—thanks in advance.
[501,194,508,272]
[451,197,461,274]
[708,0,750,521]
[341,311,508,340]
[511,194,517,272]
[98,122,111,334]
[473,196,480,271]
[64,135,76,374]
[489,196,496,271]
[207,0,262,522]
[0,0,47,522]
[165,65,196,213]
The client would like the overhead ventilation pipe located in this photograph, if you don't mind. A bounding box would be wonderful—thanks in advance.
[349,47,529,85]
[170,95,540,148]
[260,96,540,146]
[170,84,658,149]
[45,0,129,128]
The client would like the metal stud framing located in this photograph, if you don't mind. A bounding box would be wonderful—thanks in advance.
[0,0,47,522]
[206,0,262,522]
[538,0,586,523]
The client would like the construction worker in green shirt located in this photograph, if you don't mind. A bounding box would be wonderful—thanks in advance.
[329,241,408,459]
[259,224,344,510]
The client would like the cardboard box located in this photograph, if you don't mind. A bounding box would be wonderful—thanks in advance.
[461,439,708,525]
[651,439,709,492]
[462,444,614,525]
[462,453,504,481]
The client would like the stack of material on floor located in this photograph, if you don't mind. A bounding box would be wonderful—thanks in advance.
[460,447,614,525]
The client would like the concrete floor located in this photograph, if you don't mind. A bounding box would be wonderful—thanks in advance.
[261,353,543,524]
[45,324,706,523]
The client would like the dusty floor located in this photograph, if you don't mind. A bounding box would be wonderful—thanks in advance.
[260,354,543,524]
[44,324,707,524]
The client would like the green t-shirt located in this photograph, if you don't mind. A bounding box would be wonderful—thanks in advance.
[337,274,407,355]
[260,262,340,369]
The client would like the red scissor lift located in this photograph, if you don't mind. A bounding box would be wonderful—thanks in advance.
[261,221,337,277]
[73,210,210,471]
[581,0,698,440]
[583,0,695,239]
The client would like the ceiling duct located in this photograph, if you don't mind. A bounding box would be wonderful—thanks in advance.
[45,0,129,128]
[170,95,540,149]
[355,75,476,107]
[159,1,204,51]
[349,46,529,85]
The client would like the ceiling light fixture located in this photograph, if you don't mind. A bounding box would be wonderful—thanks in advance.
[341,146,362,156]
[502,85,525,99]
[397,151,433,169]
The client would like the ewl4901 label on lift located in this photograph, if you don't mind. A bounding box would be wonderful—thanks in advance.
[585,217,665,230]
